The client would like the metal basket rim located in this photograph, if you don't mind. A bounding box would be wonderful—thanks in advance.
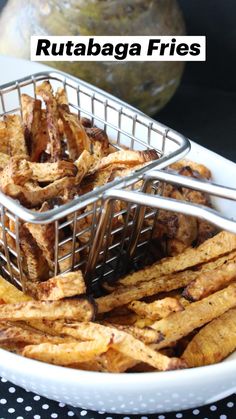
[0,70,190,223]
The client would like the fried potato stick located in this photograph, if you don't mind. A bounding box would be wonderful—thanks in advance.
[151,283,236,349]
[183,259,236,301]
[182,308,236,367]
[117,231,236,287]
[0,298,96,322]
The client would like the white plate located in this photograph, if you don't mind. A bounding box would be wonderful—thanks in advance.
[0,56,236,414]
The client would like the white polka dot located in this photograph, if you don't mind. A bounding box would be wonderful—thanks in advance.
[68,412,75,417]
[0,399,7,404]
[34,416,41,419]
[227,402,234,408]
[51,414,58,419]
[80,411,87,416]
[193,410,200,415]
[42,404,49,410]
[176,414,183,418]
[210,405,217,411]
[220,416,227,419]
[17,398,24,403]
[123,417,130,419]
[1,377,7,383]
[59,402,65,407]
[16,417,24,419]
[106,417,113,419]
[158,416,165,419]
[25,406,32,411]
[8,387,16,393]
[34,395,41,401]
[8,408,15,414]
[141,417,148,419]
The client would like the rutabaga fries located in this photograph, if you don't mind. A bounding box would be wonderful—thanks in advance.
[129,298,184,321]
[0,121,9,154]
[183,259,236,301]
[0,321,76,346]
[20,225,49,282]
[22,339,111,366]
[170,159,211,180]
[27,271,86,301]
[96,270,201,313]
[0,152,10,170]
[0,275,31,303]
[117,231,236,287]
[97,149,159,171]
[182,308,236,367]
[45,321,186,371]
[4,115,29,158]
[58,105,90,159]
[36,81,61,161]
[151,283,236,349]
[21,94,48,162]
[0,298,96,322]
[111,324,162,344]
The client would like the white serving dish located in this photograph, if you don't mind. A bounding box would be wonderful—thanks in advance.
[0,140,235,414]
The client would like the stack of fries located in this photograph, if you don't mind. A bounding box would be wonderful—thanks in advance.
[0,230,236,372]
[0,80,235,372]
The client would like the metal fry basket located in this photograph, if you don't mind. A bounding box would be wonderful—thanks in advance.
[0,72,189,286]
[0,70,193,289]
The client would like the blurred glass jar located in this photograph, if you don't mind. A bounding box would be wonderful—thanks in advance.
[0,0,185,114]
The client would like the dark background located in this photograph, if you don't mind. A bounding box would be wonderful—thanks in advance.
[0,0,235,161]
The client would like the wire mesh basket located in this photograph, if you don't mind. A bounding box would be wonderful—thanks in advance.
[0,71,192,289]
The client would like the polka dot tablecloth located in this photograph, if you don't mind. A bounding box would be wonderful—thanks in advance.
[0,378,235,419]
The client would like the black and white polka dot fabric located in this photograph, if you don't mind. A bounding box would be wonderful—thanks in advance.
[0,378,235,419]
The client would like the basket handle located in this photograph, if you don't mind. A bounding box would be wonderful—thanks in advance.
[85,170,236,278]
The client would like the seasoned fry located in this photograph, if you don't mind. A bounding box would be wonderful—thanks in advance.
[58,105,90,159]
[0,168,76,207]
[97,270,200,313]
[182,308,236,367]
[25,217,55,270]
[117,231,236,287]
[0,152,10,170]
[74,149,94,184]
[21,94,49,162]
[27,271,86,301]
[129,297,184,321]
[111,324,162,344]
[170,159,211,180]
[0,321,75,346]
[0,121,9,154]
[97,149,159,170]
[36,81,61,161]
[5,115,28,158]
[20,225,49,282]
[29,160,77,182]
[183,259,236,301]
[151,283,236,349]
[46,321,186,371]
[0,275,31,303]
[22,339,111,366]
[0,298,96,322]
